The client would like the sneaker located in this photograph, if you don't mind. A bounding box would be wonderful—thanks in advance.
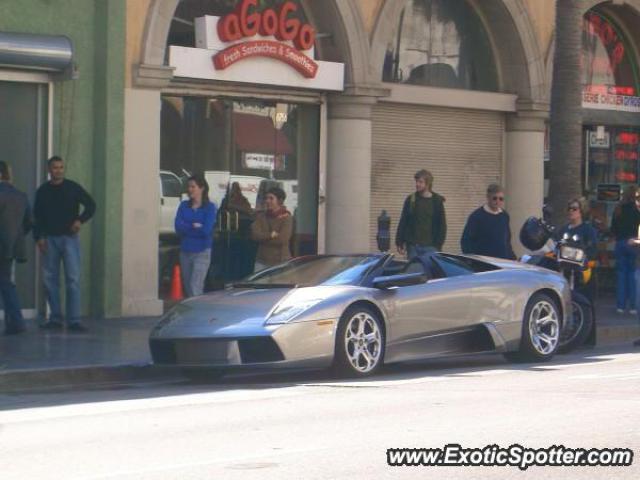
[40,321,64,330]
[633,338,640,347]
[616,308,624,314]
[3,325,26,335]
[630,309,638,315]
[67,322,88,333]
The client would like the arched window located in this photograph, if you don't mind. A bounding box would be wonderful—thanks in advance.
[382,0,498,91]
[582,11,639,95]
[168,0,309,48]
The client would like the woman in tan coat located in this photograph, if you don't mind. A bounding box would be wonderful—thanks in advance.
[251,186,292,271]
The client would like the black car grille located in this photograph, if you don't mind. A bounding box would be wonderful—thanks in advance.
[238,337,285,363]
[150,337,285,365]
[149,339,177,364]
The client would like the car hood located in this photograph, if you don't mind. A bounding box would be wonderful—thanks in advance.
[161,288,292,332]
[151,285,359,338]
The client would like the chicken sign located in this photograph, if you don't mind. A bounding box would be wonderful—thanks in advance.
[213,0,319,78]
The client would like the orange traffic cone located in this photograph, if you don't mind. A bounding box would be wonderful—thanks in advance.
[170,264,184,301]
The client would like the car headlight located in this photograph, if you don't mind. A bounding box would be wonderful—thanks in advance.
[265,298,324,325]
[559,245,585,263]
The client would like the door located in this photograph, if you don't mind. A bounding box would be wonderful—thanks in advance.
[385,276,475,362]
[371,103,504,253]
[0,79,48,317]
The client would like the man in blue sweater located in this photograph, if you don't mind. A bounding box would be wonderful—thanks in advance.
[461,184,516,260]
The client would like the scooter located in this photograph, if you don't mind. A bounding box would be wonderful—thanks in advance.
[520,216,595,353]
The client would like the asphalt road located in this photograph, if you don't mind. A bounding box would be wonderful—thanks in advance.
[1,345,639,480]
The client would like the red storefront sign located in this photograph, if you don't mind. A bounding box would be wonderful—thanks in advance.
[213,0,318,78]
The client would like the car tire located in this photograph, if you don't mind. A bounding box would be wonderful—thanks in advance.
[557,293,594,354]
[332,305,385,377]
[504,292,561,363]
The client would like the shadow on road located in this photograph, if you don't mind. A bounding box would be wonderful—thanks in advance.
[1,344,637,412]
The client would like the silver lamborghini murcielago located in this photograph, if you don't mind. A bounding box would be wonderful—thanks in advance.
[149,253,572,378]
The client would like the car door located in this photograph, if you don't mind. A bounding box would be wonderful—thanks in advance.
[384,258,476,361]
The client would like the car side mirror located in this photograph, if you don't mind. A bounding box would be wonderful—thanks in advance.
[372,272,427,289]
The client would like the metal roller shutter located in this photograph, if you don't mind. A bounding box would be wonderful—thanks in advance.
[371,103,504,253]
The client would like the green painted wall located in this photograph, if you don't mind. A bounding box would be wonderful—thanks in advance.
[0,0,125,317]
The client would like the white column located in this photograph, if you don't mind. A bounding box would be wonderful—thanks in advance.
[505,104,548,257]
[121,87,164,316]
[326,93,377,253]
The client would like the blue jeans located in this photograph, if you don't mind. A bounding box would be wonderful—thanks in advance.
[0,259,24,331]
[406,244,437,259]
[615,239,637,310]
[42,235,81,324]
[180,249,211,297]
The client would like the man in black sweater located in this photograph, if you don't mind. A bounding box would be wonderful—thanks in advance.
[34,156,96,332]
[461,184,516,260]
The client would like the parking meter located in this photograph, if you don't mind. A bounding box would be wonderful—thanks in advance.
[377,210,391,252]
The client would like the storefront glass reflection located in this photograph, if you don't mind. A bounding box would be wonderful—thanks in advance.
[382,0,498,91]
[168,0,308,49]
[580,10,640,283]
[159,97,320,298]
[582,11,638,95]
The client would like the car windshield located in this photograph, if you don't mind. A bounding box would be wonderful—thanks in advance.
[235,256,381,288]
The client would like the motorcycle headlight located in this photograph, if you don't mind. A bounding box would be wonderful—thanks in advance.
[559,245,585,263]
[265,298,324,325]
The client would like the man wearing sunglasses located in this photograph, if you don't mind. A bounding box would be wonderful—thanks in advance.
[461,184,516,260]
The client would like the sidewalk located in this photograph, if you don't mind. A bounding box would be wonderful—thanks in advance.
[1,298,639,392]
[0,316,176,392]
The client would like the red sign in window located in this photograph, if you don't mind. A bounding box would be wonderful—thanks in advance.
[615,149,639,161]
[617,132,640,144]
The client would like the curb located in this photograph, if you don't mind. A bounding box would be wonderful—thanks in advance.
[1,326,638,394]
[0,364,182,393]
[596,324,640,345]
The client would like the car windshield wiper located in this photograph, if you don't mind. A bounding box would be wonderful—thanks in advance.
[231,282,298,289]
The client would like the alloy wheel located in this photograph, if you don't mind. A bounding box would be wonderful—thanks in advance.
[344,312,382,373]
[528,300,560,355]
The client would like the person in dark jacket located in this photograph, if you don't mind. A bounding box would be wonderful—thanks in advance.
[610,185,640,314]
[461,184,516,260]
[219,182,254,280]
[556,197,599,346]
[34,156,96,332]
[0,161,31,335]
[175,174,217,297]
[396,169,447,258]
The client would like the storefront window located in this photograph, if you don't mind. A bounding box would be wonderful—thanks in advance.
[382,0,498,91]
[580,10,640,284]
[582,11,639,95]
[586,125,640,234]
[158,97,320,298]
[168,0,309,48]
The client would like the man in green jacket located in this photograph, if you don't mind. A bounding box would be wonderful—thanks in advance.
[396,169,447,258]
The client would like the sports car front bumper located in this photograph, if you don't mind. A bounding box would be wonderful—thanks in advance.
[149,318,338,369]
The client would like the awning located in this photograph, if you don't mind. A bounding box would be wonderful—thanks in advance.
[233,112,294,155]
[0,32,73,72]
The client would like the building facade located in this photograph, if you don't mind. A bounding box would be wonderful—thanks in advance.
[3,0,640,318]
[0,0,125,318]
